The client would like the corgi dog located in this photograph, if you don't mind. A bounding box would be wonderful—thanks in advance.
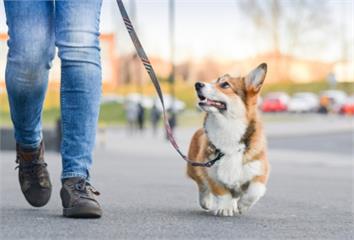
[187,63,269,216]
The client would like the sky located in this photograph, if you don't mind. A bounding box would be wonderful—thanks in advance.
[1,0,353,63]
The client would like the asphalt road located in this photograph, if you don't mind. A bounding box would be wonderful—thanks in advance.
[269,130,353,155]
[0,123,353,239]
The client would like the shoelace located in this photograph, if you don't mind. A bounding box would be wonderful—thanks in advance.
[15,158,48,176]
[74,179,100,197]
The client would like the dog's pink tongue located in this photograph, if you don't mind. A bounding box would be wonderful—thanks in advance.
[207,99,214,104]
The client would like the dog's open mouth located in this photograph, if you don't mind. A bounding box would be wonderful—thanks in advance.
[198,94,227,110]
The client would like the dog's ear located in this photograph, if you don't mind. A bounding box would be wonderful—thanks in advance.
[245,63,267,93]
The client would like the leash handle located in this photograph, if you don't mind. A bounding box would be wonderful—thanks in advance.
[116,0,220,168]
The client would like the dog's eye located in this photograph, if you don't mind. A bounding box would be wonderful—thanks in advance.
[220,82,230,89]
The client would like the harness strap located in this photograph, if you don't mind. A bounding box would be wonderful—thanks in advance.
[116,0,222,167]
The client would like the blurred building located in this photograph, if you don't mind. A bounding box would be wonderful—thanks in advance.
[334,61,354,83]
[1,32,353,92]
[176,52,354,84]
[119,55,172,85]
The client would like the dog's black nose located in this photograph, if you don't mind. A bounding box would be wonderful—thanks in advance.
[195,82,205,91]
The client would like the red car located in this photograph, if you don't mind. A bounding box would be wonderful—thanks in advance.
[261,93,289,112]
[339,97,354,115]
[261,98,287,112]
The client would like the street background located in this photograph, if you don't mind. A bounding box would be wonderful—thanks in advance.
[0,0,353,239]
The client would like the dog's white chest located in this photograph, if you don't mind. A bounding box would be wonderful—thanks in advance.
[204,114,262,189]
[209,150,243,189]
[208,151,262,190]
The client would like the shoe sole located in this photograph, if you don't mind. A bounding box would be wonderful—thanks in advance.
[63,206,102,218]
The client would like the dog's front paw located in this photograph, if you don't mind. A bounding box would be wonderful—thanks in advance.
[199,191,215,210]
[237,182,266,214]
[213,196,238,217]
[214,207,236,216]
[237,200,251,214]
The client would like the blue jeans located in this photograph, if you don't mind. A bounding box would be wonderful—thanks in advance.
[4,0,102,180]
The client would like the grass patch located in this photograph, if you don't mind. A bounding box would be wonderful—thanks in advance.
[1,103,138,127]
[98,102,126,126]
[0,107,61,127]
[42,107,61,124]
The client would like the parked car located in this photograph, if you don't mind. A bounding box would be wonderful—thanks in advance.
[288,92,319,113]
[261,92,290,112]
[319,90,347,113]
[339,96,354,115]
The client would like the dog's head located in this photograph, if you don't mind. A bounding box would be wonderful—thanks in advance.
[195,63,267,118]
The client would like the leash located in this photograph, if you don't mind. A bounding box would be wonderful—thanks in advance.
[116,0,224,167]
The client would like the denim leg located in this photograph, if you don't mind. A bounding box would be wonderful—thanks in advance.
[55,0,103,180]
[4,0,55,149]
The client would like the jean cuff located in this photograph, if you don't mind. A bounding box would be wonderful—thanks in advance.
[61,172,90,182]
[17,141,42,151]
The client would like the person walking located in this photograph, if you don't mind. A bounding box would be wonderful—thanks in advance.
[150,103,161,136]
[165,107,177,140]
[125,101,139,133]
[137,102,145,131]
[4,0,103,218]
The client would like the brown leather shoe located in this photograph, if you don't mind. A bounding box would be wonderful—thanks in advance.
[15,141,52,207]
[61,177,102,218]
